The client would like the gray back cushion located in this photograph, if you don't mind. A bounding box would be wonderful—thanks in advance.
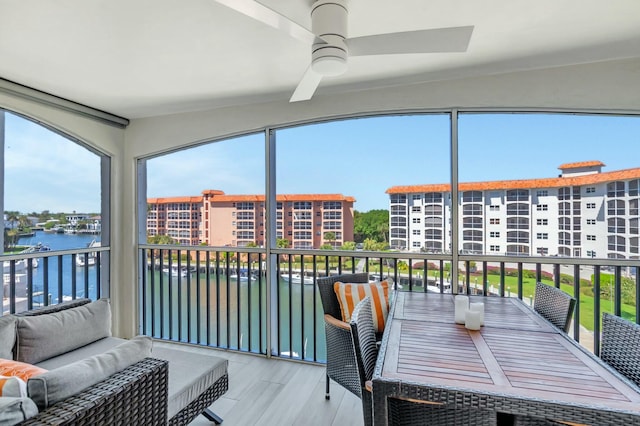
[16,299,112,364]
[0,315,17,359]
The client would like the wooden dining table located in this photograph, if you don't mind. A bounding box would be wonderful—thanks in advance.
[372,292,640,425]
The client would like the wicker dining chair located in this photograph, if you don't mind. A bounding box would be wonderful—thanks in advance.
[533,282,577,332]
[349,297,496,426]
[601,312,640,387]
[317,272,370,400]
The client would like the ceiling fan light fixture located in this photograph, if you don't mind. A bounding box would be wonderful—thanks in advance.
[311,55,347,76]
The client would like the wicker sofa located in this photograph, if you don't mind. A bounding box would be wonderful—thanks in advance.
[1,298,228,425]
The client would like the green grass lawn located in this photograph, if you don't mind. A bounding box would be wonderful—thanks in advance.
[478,274,637,331]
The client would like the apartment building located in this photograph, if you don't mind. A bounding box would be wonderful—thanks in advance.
[386,161,640,259]
[148,190,355,249]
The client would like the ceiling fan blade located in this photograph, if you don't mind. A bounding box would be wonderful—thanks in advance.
[346,26,474,56]
[213,0,316,44]
[290,66,323,102]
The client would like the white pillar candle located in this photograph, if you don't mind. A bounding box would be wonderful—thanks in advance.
[465,309,482,331]
[469,302,485,326]
[454,295,469,324]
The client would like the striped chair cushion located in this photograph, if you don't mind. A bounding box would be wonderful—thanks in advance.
[334,280,390,333]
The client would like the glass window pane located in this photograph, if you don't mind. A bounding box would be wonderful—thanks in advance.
[276,115,450,252]
[459,113,640,259]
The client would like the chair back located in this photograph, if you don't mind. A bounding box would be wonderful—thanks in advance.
[533,282,576,332]
[349,297,378,386]
[317,273,369,320]
[349,297,378,426]
[601,312,640,387]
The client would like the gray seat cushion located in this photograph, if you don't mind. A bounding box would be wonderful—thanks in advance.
[152,345,228,419]
[28,336,152,410]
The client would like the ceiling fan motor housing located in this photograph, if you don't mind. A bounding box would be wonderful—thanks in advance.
[311,0,348,76]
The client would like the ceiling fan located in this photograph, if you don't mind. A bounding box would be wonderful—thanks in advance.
[213,0,473,102]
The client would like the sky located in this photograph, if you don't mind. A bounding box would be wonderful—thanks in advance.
[3,111,640,214]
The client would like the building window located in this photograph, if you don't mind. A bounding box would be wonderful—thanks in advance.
[390,194,407,204]
[391,217,407,226]
[463,230,483,241]
[586,203,596,209]
[559,232,570,245]
[608,235,626,252]
[489,231,500,238]
[294,201,312,210]
[506,189,529,201]
[424,192,443,203]
[586,250,597,257]
[412,229,421,235]
[506,203,529,215]
[587,219,596,225]
[463,204,483,216]
[608,218,625,233]
[489,218,500,225]
[462,191,483,202]
[490,245,500,252]
[536,219,548,225]
[536,233,548,240]
[587,235,596,241]
[607,199,625,215]
[425,229,442,240]
[536,204,548,211]
[536,247,549,255]
[536,190,548,197]
[607,181,625,198]
[558,187,571,200]
[507,217,529,229]
[411,206,421,213]
[489,205,499,211]
[630,180,639,196]
[586,187,596,193]
[412,217,421,224]
[412,241,421,248]
[507,231,529,243]
[463,217,482,228]
[412,194,421,200]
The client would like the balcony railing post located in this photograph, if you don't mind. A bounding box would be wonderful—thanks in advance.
[573,264,581,342]
[593,265,601,356]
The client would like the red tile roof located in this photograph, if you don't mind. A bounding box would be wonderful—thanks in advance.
[386,167,640,194]
[147,196,203,203]
[209,193,355,203]
[558,160,605,170]
[149,193,355,203]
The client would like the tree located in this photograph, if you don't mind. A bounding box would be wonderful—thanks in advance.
[324,231,336,248]
[340,241,356,251]
[147,234,177,245]
[276,238,290,248]
[354,209,389,242]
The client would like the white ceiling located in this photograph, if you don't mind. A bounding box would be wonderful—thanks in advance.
[1,0,639,119]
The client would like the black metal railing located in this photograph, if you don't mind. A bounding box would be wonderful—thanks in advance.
[2,246,108,314]
[138,245,639,361]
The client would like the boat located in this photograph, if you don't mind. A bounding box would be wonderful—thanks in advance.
[230,269,257,282]
[3,258,39,274]
[21,243,51,253]
[280,273,314,285]
[76,239,101,267]
[162,264,189,277]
